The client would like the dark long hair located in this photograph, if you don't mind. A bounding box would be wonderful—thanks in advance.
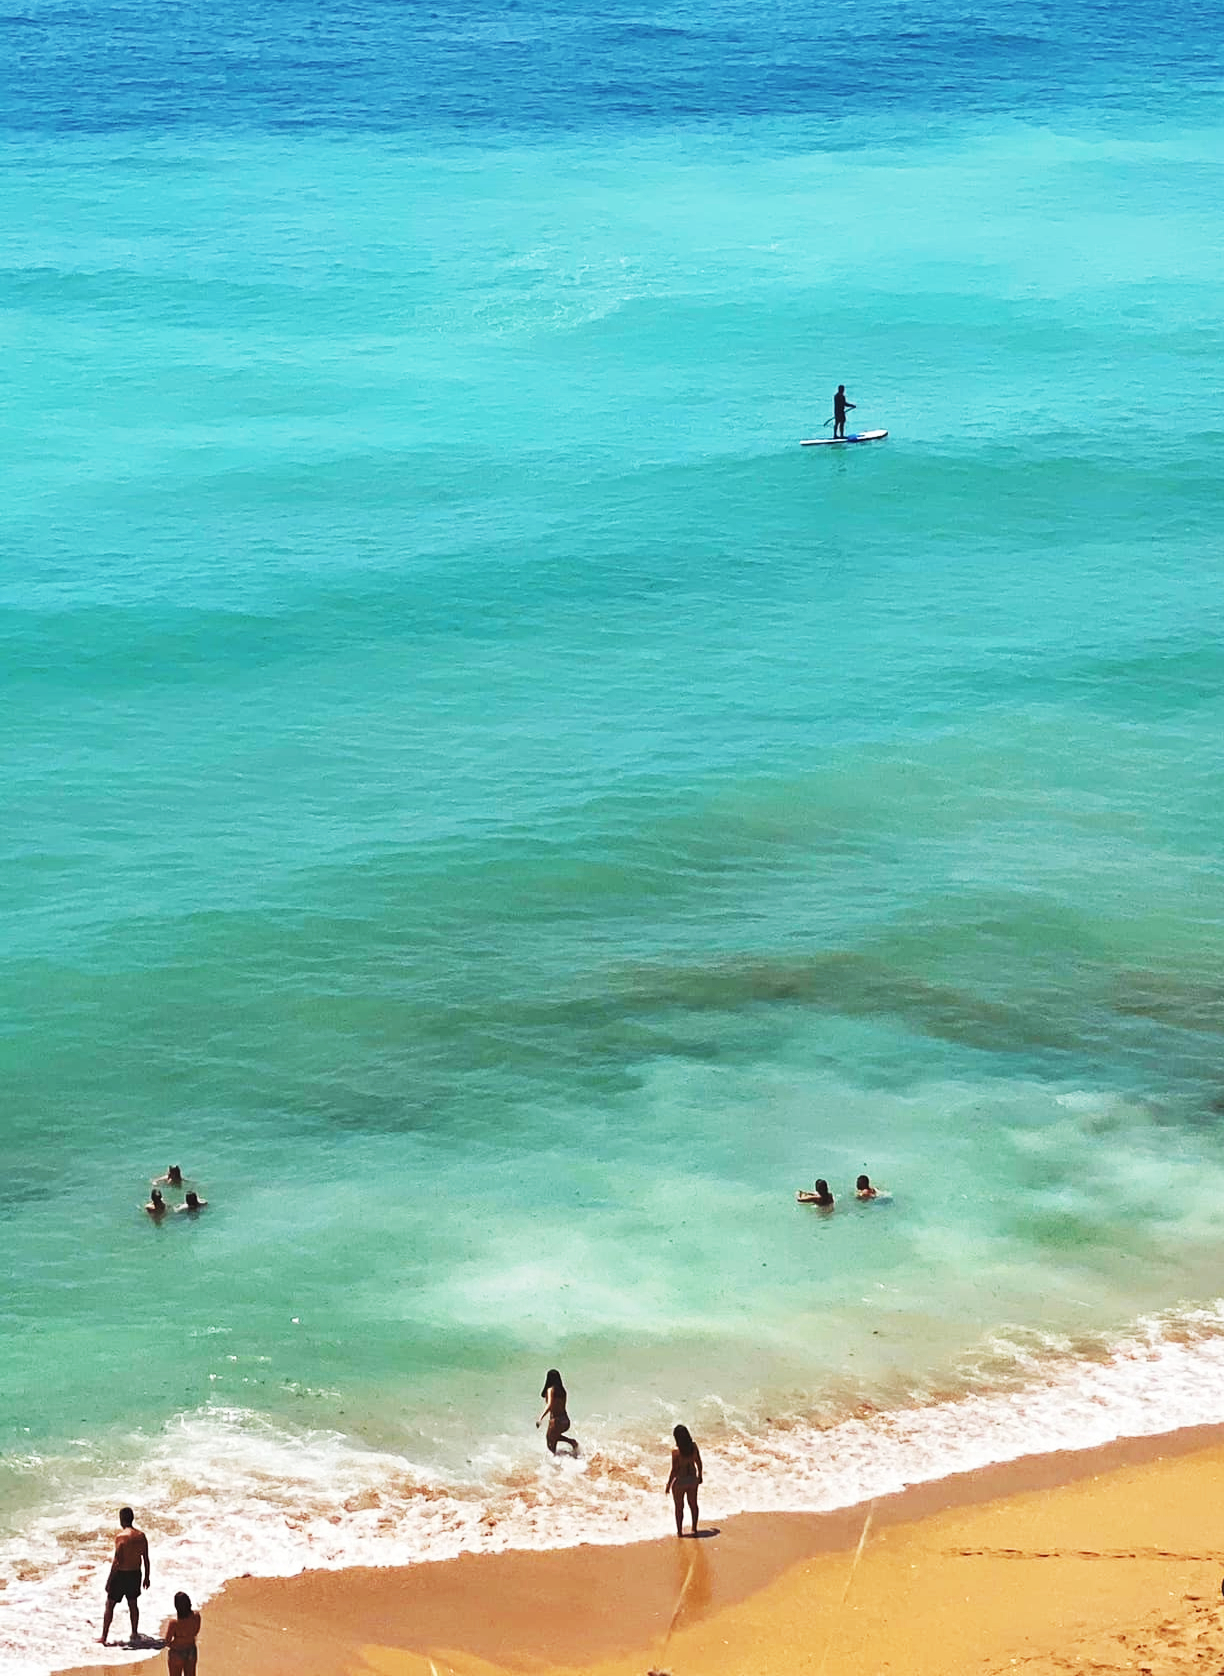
[673,1423,695,1456]
[174,1592,193,1617]
[541,1368,565,1400]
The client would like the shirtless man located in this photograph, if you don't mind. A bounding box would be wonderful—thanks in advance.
[99,1507,149,1645]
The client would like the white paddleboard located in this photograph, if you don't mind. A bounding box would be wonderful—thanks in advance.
[801,430,888,446]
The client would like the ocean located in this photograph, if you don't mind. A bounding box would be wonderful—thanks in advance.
[3,0,1224,1668]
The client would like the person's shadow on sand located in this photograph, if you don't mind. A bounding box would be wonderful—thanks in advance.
[682,1527,720,1538]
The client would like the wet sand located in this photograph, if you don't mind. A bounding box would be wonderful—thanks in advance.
[57,1424,1224,1676]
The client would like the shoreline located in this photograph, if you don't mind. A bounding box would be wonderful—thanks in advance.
[54,1418,1224,1676]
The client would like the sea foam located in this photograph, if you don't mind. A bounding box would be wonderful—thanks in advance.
[7,1308,1224,1676]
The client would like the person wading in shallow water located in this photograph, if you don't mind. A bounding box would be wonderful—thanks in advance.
[665,1424,703,1536]
[536,1368,579,1455]
[99,1507,150,1645]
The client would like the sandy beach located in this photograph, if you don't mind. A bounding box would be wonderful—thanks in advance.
[57,1425,1224,1676]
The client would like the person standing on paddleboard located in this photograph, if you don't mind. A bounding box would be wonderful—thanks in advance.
[832,384,855,439]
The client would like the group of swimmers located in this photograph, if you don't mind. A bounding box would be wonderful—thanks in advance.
[145,1164,208,1218]
[796,1172,883,1207]
[538,1368,704,1537]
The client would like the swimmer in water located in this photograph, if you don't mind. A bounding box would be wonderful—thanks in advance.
[855,1174,878,1200]
[152,1166,185,1189]
[175,1191,208,1214]
[145,1188,168,1218]
[796,1178,835,1207]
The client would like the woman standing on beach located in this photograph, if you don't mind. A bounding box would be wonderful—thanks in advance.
[536,1368,579,1455]
[164,1591,201,1674]
[665,1424,703,1536]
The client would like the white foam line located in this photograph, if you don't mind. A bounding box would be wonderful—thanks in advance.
[6,1308,1224,1676]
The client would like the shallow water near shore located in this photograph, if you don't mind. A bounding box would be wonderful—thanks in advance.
[4,0,1224,1670]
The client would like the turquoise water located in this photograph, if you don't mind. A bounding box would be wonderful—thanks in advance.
[4,0,1224,1668]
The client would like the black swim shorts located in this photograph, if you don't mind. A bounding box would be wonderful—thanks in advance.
[107,1569,141,1604]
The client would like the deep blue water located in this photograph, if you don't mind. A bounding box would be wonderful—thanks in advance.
[2,0,1222,135]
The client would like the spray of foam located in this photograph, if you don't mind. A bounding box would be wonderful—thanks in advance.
[5,1305,1224,1676]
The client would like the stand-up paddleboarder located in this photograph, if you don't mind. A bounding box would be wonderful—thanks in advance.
[833,384,856,439]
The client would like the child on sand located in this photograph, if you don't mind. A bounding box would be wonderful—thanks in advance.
[164,1592,201,1674]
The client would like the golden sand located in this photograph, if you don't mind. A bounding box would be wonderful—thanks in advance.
[57,1425,1224,1676]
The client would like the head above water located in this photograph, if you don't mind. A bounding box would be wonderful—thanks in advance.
[167,1166,183,1184]
[673,1424,695,1456]
[856,1174,871,1190]
[541,1368,564,1399]
[814,1178,830,1195]
[119,1507,134,1528]
[184,1191,201,1208]
[150,1189,164,1204]
[174,1591,193,1617]
[837,384,845,394]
